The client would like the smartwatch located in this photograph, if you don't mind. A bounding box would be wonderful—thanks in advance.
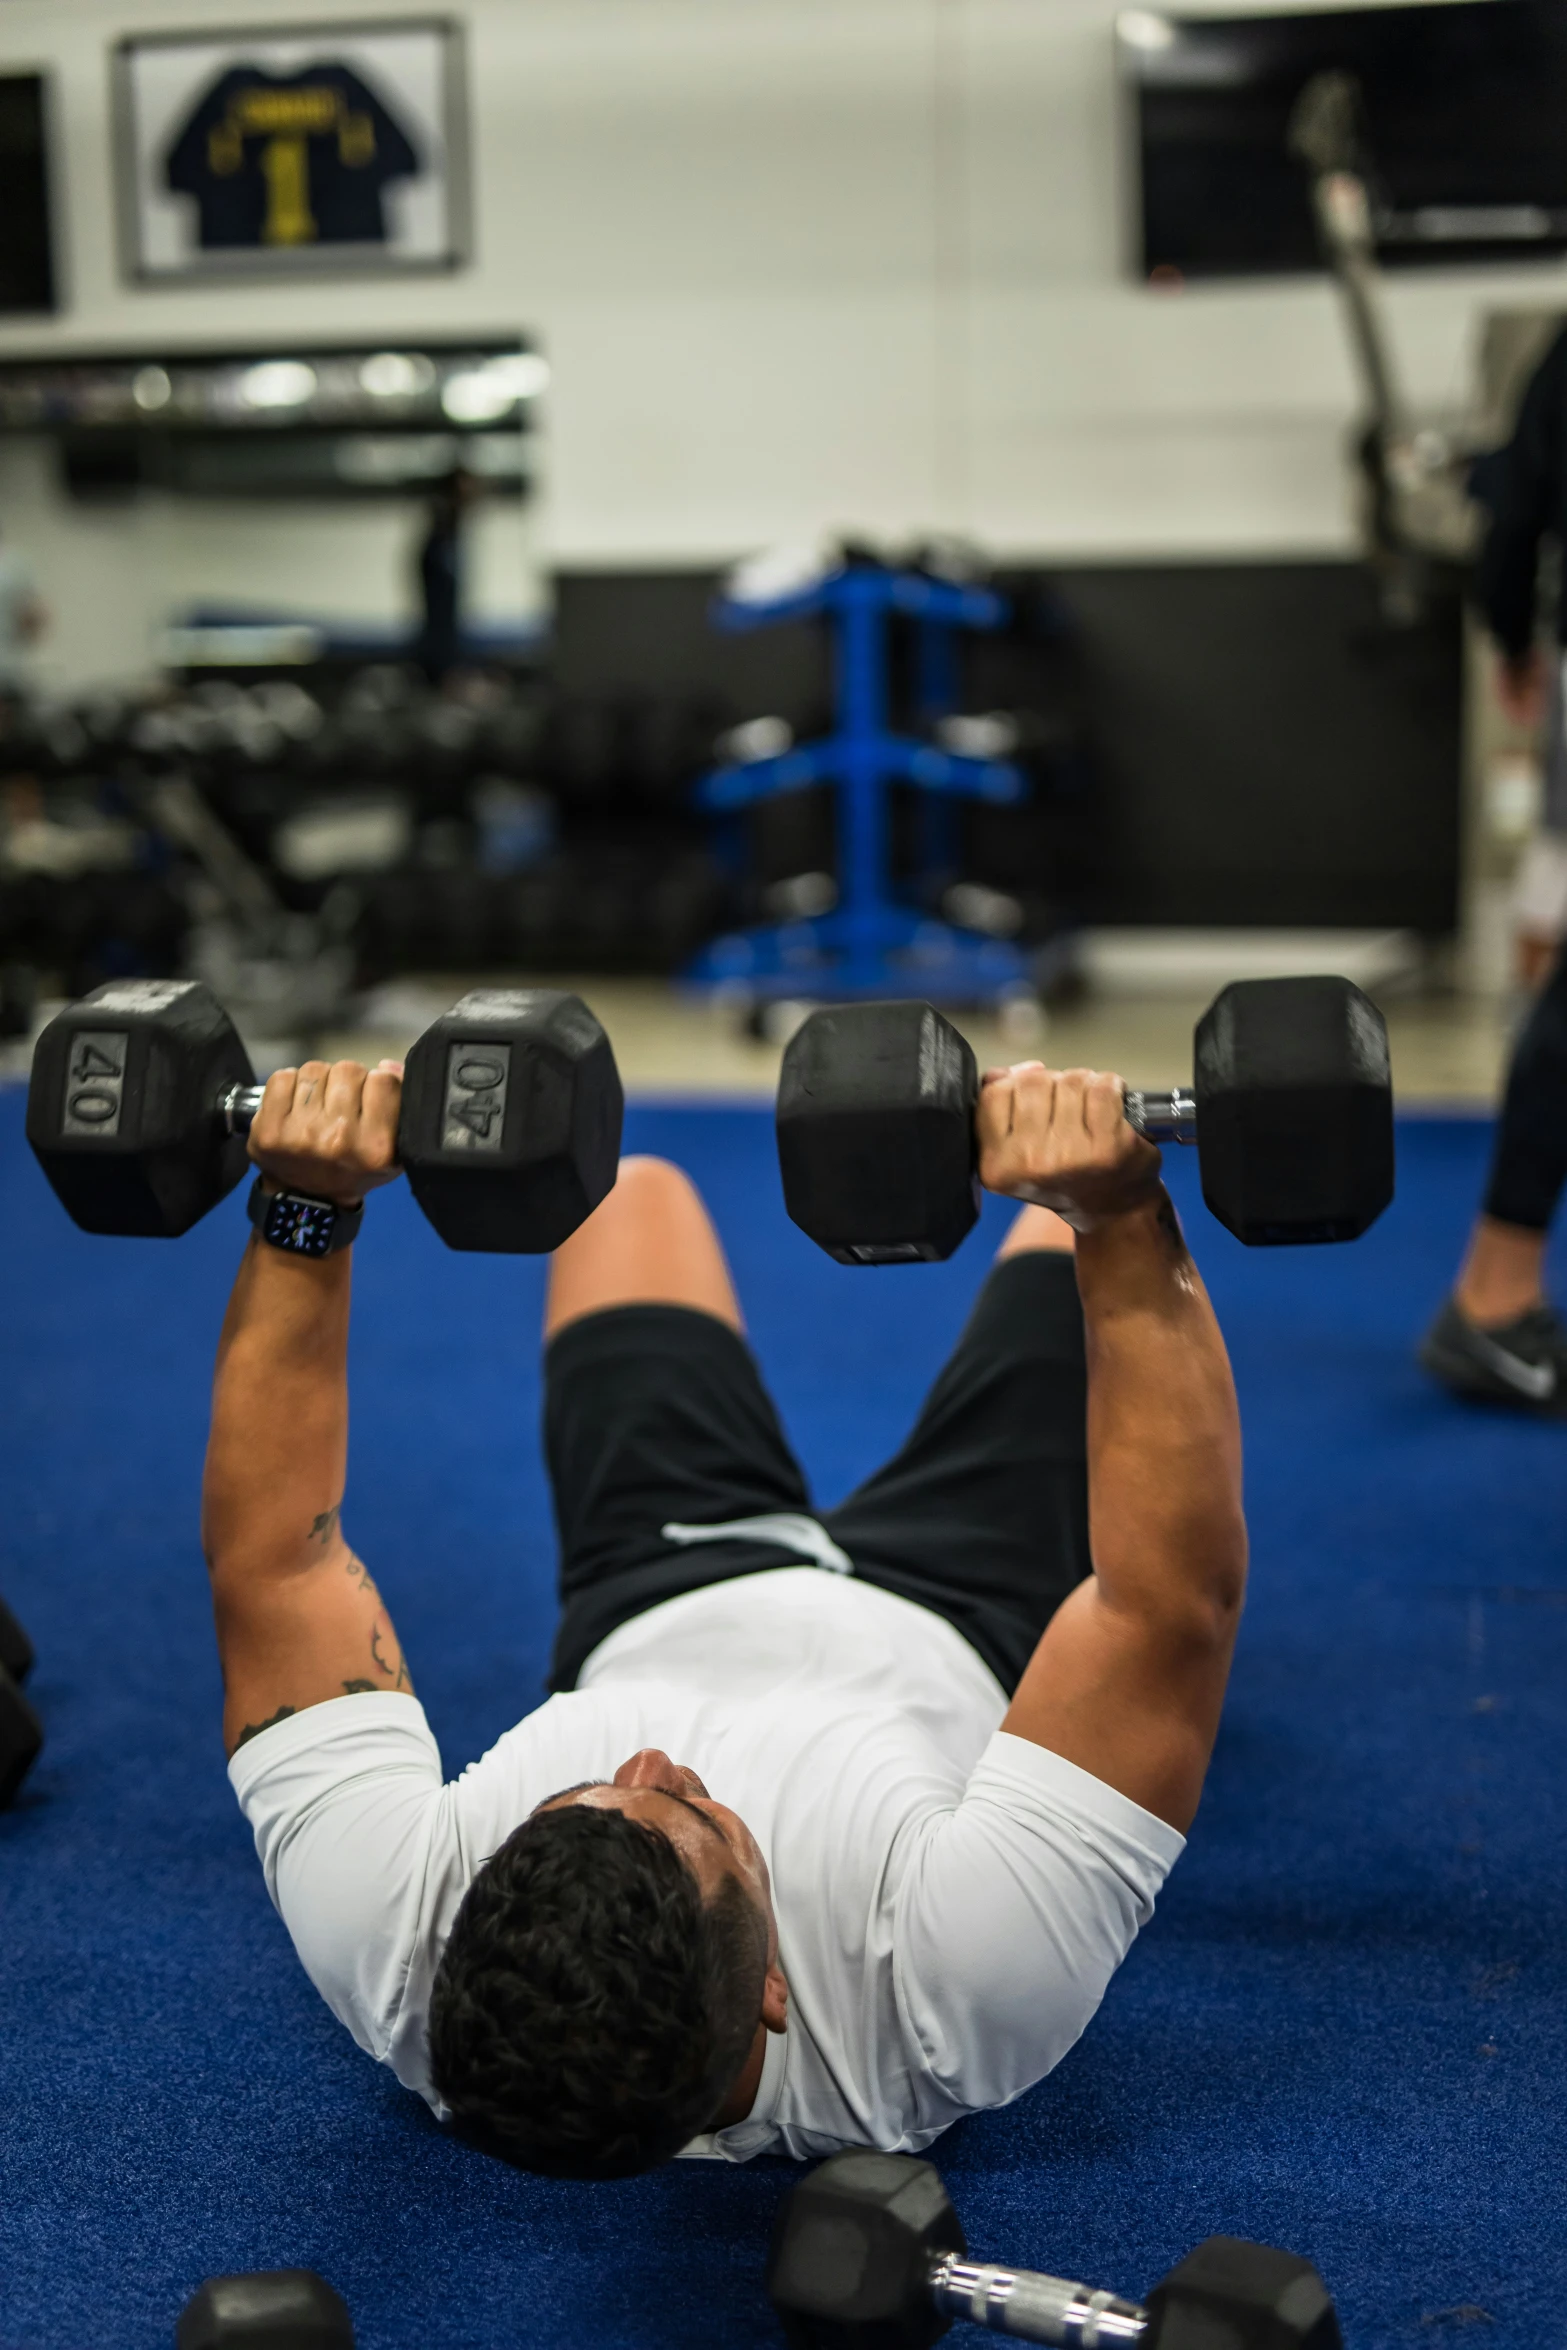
[248,1178,364,1259]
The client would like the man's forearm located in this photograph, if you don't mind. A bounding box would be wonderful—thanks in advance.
[1075,1190,1246,1633]
[202,1236,353,1580]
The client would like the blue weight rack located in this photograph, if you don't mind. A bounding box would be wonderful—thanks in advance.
[684,556,1034,1005]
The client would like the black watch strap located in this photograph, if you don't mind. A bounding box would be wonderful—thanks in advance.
[248,1178,364,1258]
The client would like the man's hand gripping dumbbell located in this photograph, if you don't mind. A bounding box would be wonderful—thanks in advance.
[973,1058,1170,1237]
[242,1054,408,1255]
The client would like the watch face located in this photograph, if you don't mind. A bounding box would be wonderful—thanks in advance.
[265,1193,340,1257]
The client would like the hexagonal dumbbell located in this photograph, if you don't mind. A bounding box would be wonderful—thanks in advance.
[768,2151,1343,2350]
[776,975,1394,1260]
[27,980,623,1254]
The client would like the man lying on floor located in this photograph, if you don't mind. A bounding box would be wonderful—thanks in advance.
[205,1054,1246,2176]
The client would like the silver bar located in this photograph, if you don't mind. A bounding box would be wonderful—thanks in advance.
[1122,1087,1197,1147]
[928,2256,1146,2348]
[219,1084,266,1137]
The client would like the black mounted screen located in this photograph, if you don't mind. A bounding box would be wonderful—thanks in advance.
[1123,0,1567,282]
[0,75,55,313]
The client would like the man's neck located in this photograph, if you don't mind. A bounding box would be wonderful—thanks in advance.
[711,2022,768,2129]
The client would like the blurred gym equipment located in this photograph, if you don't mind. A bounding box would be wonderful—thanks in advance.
[1288,71,1481,618]
[686,547,1036,1010]
[0,663,738,1022]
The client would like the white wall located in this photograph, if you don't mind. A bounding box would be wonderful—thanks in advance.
[2,0,1565,682]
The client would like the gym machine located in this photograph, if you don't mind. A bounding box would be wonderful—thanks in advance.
[1288,70,1480,621]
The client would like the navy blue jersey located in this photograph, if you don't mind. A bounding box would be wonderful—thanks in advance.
[165,61,420,250]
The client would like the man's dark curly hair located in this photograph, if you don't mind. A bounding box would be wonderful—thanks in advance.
[427,1803,768,2178]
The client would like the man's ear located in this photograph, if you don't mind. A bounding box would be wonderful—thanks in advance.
[761,1958,789,2034]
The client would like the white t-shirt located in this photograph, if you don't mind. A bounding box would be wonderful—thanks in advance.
[229,1566,1184,2163]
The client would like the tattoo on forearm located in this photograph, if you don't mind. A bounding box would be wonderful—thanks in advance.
[235,1704,297,1748]
[1155,1188,1188,1259]
[308,1506,341,1547]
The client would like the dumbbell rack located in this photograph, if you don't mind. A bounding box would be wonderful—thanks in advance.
[684,557,1034,1006]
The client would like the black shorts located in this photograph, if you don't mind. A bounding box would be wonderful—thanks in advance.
[544,1249,1091,1697]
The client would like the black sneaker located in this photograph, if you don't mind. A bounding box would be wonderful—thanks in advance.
[1418,1296,1567,1416]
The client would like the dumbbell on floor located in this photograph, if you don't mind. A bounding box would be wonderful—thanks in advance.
[768,2151,1342,2350]
[0,1589,42,1812]
[776,977,1394,1259]
[27,979,623,1255]
[176,2270,353,2350]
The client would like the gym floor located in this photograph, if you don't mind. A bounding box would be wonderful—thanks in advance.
[1,1062,1562,2350]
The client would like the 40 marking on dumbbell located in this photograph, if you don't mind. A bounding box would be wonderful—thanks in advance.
[27,978,623,1255]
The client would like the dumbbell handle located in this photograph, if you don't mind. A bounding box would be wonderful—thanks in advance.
[219,1085,267,1136]
[224,1079,1191,1186]
[1122,1088,1197,1147]
[929,2254,1147,2347]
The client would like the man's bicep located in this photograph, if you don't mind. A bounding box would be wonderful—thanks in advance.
[1000,1577,1236,1832]
[213,1536,414,1757]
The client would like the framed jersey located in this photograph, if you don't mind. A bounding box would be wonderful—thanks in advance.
[113,19,468,280]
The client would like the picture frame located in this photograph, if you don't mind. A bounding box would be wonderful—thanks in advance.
[113,17,469,282]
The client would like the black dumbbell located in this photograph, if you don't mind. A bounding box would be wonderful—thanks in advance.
[27,979,623,1255]
[768,2151,1342,2350]
[0,1589,42,1812]
[776,976,1394,1260]
[176,2270,353,2350]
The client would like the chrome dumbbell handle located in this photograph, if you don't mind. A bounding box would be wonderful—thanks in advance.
[929,2254,1148,2347]
[218,1084,267,1137]
[1122,1087,1197,1147]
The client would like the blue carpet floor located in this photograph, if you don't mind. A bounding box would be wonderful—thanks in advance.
[2,1093,1565,2350]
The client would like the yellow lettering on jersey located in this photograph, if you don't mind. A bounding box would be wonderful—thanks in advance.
[237,87,339,135]
[261,134,317,245]
[338,110,376,167]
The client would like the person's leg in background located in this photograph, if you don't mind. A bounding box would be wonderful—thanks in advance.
[1421,944,1567,1411]
[821,1201,1091,1697]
